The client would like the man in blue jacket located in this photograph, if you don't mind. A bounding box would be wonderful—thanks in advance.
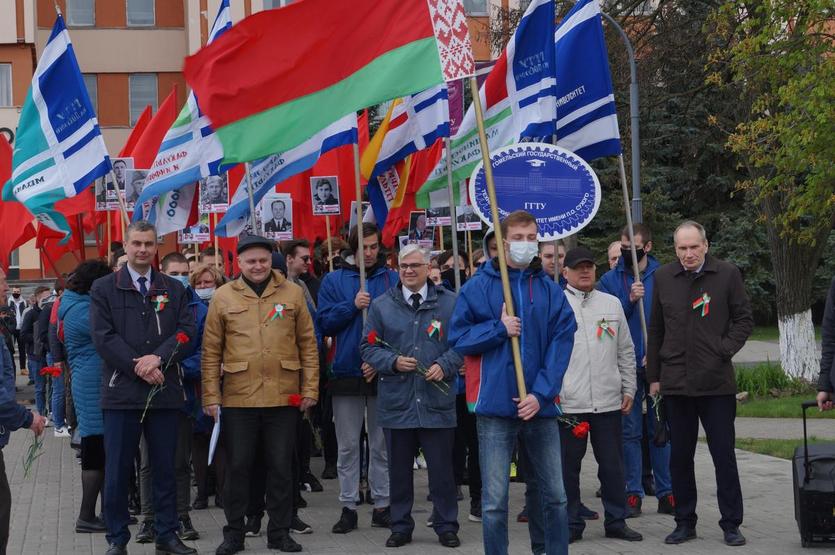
[597,224,673,517]
[361,244,463,549]
[449,210,576,555]
[317,223,398,534]
[0,268,46,552]
[90,221,197,555]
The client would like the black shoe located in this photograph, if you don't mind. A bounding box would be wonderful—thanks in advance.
[321,463,338,479]
[371,506,391,528]
[192,497,208,510]
[665,525,696,544]
[385,532,412,547]
[578,503,599,521]
[658,494,675,515]
[155,536,197,555]
[128,495,140,516]
[136,520,156,543]
[297,494,308,508]
[244,514,262,537]
[439,531,461,548]
[643,476,656,497]
[332,507,358,534]
[605,525,643,542]
[105,544,128,555]
[214,494,223,509]
[724,527,746,546]
[516,507,528,523]
[267,532,302,552]
[290,515,312,534]
[626,494,642,518]
[302,472,323,492]
[75,516,106,533]
[214,537,244,555]
[568,529,583,544]
[177,515,199,541]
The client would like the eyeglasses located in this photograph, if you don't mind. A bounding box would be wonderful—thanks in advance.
[399,263,427,271]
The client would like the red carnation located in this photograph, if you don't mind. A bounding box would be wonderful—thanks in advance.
[572,421,590,439]
[176,332,189,344]
[288,394,302,407]
[367,330,378,345]
[40,366,61,377]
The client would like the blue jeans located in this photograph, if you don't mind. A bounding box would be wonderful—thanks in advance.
[623,370,671,498]
[477,415,568,555]
[48,354,65,428]
[29,357,46,415]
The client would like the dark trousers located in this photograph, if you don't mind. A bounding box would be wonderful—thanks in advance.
[12,330,24,371]
[193,431,226,503]
[222,407,297,542]
[385,427,458,536]
[0,450,10,554]
[140,413,193,518]
[666,394,743,531]
[452,394,481,508]
[103,409,179,546]
[322,393,338,466]
[560,410,627,533]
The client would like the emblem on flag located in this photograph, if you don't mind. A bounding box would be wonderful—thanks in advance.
[692,293,711,317]
[596,318,616,339]
[427,319,443,339]
[268,303,286,321]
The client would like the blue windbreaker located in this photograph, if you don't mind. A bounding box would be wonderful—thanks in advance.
[596,255,659,367]
[449,259,576,418]
[316,258,398,382]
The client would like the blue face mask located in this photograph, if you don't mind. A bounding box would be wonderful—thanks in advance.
[171,275,190,288]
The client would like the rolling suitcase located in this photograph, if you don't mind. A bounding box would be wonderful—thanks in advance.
[793,401,835,547]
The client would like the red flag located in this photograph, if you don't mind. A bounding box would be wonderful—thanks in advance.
[0,136,36,272]
[130,88,179,169]
[120,106,153,157]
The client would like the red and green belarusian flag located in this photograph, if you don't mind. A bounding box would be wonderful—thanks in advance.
[183,0,475,165]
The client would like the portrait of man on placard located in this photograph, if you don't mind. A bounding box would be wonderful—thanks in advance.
[408,211,434,242]
[311,176,340,215]
[199,174,229,213]
[104,157,134,209]
[261,192,293,240]
[123,169,148,210]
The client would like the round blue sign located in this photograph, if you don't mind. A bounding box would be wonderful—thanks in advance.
[469,143,601,240]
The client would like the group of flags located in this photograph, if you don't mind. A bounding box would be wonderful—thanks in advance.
[1,0,623,263]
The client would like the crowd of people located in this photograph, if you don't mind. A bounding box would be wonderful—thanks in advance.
[0,208,798,555]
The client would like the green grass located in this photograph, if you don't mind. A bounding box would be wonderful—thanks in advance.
[737,394,835,418]
[735,363,811,397]
[735,437,829,460]
[748,325,821,342]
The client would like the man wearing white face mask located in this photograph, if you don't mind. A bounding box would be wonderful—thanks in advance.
[450,210,577,555]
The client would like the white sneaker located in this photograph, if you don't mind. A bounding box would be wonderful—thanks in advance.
[415,453,427,469]
[44,418,53,428]
[53,426,71,438]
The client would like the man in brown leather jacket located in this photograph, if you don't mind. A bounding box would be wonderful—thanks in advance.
[202,235,319,555]
[647,221,753,548]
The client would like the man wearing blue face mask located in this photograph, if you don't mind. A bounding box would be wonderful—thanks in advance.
[449,210,577,555]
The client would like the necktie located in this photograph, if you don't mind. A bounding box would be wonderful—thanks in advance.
[138,276,148,296]
[410,293,421,311]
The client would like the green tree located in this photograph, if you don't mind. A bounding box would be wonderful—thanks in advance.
[708,0,835,378]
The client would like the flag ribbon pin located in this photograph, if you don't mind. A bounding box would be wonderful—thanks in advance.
[692,293,711,317]
[268,303,285,321]
[596,318,616,339]
[427,319,443,339]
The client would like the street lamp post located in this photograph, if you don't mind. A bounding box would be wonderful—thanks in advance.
[600,11,642,224]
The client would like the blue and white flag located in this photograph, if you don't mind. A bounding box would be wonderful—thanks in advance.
[361,84,449,230]
[416,0,556,207]
[135,0,231,233]
[554,0,622,161]
[2,15,110,242]
[216,114,358,238]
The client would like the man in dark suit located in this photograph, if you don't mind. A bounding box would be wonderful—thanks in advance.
[265,200,291,234]
[408,214,430,242]
[90,220,197,555]
[313,179,339,210]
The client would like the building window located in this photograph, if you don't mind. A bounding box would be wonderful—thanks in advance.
[0,64,11,107]
[129,74,157,125]
[82,74,97,113]
[67,0,95,26]
[127,0,155,26]
[264,0,293,8]
[463,0,488,15]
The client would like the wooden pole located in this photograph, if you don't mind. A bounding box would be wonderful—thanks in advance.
[445,137,461,292]
[325,216,334,273]
[352,143,366,293]
[212,213,220,269]
[617,154,648,351]
[77,214,87,261]
[469,76,526,398]
[106,210,112,259]
[244,162,257,234]
[466,229,474,274]
[111,171,129,238]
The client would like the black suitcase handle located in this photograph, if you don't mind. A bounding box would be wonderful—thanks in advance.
[801,401,818,483]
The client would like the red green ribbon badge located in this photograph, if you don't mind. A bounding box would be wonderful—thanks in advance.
[152,294,169,312]
[427,319,443,339]
[268,303,285,321]
[596,318,616,339]
[692,292,711,317]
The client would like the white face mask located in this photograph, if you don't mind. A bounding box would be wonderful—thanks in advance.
[508,241,539,266]
[196,287,215,301]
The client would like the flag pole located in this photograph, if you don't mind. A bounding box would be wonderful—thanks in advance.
[445,137,461,293]
[76,214,87,261]
[111,171,130,236]
[466,228,474,274]
[244,162,257,234]
[469,76,526,398]
[212,213,220,269]
[352,143,366,294]
[325,216,334,273]
[106,210,112,257]
[617,154,648,351]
